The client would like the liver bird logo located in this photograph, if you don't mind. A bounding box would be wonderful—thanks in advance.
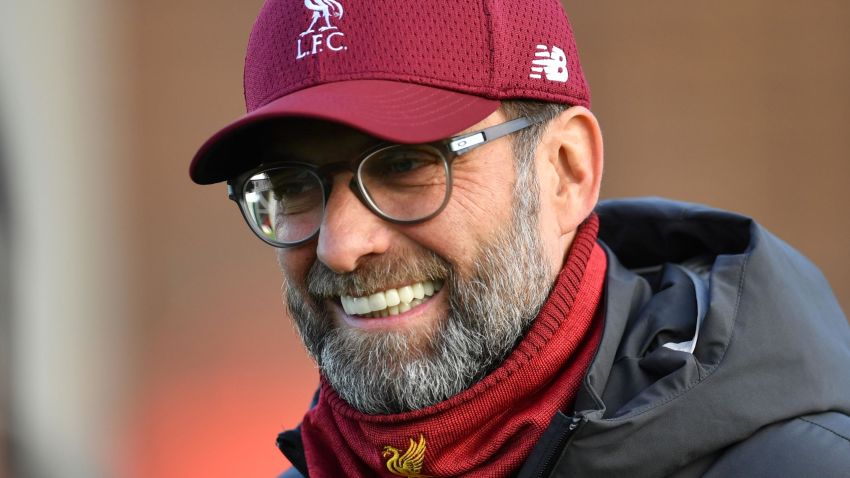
[300,0,345,37]
[382,435,431,478]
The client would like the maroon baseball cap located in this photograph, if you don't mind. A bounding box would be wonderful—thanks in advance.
[190,0,591,184]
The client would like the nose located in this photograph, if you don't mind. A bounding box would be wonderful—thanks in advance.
[316,173,391,273]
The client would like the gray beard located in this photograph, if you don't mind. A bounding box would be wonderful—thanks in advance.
[284,180,552,415]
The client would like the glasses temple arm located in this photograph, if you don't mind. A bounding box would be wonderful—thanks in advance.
[448,116,542,155]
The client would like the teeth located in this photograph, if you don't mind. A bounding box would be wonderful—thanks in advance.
[423,280,434,296]
[385,289,400,307]
[341,279,443,318]
[353,297,370,315]
[368,292,387,312]
[398,286,414,304]
[340,296,353,315]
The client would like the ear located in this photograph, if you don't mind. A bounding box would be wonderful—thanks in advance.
[537,106,604,237]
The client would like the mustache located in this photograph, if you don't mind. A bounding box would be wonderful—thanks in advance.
[306,249,451,298]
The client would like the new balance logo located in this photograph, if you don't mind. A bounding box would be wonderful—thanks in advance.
[296,0,348,60]
[530,45,569,83]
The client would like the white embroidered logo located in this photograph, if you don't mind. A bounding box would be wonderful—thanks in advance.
[296,0,347,60]
[530,45,569,83]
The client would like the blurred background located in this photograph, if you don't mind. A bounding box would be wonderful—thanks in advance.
[0,1,848,477]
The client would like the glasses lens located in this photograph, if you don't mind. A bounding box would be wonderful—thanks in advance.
[242,167,324,245]
[358,145,449,221]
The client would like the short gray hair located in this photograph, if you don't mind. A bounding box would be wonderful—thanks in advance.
[502,100,570,167]
[500,100,570,215]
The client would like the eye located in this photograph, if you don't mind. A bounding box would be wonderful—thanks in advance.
[245,169,323,217]
[379,150,435,174]
[266,170,318,199]
[362,146,444,185]
[273,180,315,200]
[357,145,450,220]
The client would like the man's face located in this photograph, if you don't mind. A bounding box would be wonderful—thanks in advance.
[275,110,557,414]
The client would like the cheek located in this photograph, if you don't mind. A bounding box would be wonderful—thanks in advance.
[277,247,316,286]
[440,165,516,230]
[399,189,515,266]
[449,175,509,216]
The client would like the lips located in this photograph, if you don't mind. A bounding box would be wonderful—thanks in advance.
[340,279,444,318]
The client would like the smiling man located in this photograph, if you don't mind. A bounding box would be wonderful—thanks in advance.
[269,106,596,420]
[190,1,850,477]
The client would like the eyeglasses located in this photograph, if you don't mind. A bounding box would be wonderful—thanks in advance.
[227,116,544,247]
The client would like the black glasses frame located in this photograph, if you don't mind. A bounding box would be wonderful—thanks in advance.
[227,115,544,248]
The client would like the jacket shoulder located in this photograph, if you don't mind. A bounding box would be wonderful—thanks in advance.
[704,412,850,477]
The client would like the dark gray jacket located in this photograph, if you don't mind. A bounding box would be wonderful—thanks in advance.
[278,198,850,477]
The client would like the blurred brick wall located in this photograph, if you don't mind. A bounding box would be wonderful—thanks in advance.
[568,1,849,312]
[127,1,316,476]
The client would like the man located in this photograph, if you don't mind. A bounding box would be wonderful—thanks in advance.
[190,0,850,476]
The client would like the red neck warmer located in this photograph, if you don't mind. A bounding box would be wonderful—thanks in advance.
[300,216,606,478]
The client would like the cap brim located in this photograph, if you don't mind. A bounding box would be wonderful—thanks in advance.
[189,80,500,184]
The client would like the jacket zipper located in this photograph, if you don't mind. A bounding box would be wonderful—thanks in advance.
[536,416,584,477]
